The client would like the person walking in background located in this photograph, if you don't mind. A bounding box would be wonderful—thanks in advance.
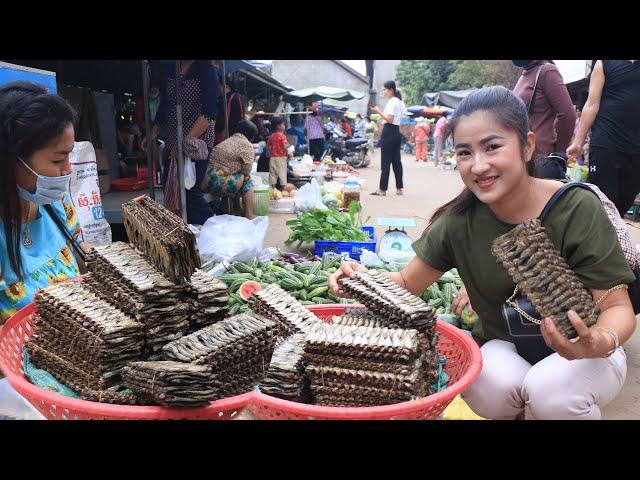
[512,60,576,156]
[414,117,431,162]
[433,113,448,166]
[370,80,406,196]
[267,117,291,189]
[567,60,640,217]
[305,101,325,161]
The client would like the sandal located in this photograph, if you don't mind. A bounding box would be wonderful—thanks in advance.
[371,191,386,196]
[396,189,404,196]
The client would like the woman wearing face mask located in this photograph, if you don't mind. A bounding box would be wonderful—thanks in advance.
[0,81,85,326]
[329,86,636,420]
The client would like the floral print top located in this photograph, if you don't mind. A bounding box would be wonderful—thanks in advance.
[0,193,81,324]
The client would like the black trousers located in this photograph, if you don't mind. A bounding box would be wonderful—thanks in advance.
[589,147,640,216]
[309,138,325,161]
[379,124,403,191]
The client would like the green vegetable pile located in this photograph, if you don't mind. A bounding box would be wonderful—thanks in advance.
[222,256,355,314]
[285,202,371,248]
[420,268,477,331]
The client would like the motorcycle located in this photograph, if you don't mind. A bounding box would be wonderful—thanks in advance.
[322,129,370,168]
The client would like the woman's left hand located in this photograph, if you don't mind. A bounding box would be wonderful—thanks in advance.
[540,310,611,360]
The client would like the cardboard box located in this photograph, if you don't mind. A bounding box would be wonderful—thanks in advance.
[95,148,109,171]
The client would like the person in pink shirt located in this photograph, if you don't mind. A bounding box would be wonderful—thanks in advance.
[414,117,431,162]
[434,114,449,166]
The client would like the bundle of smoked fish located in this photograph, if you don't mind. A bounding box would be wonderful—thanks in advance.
[303,322,431,407]
[122,361,216,407]
[186,269,229,331]
[259,334,312,403]
[247,284,323,336]
[122,195,200,283]
[491,218,598,338]
[26,281,145,404]
[85,242,190,357]
[162,314,278,399]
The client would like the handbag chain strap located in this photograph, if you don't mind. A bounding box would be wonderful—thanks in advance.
[506,284,629,325]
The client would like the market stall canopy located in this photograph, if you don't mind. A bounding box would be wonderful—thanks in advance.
[554,60,591,84]
[422,89,477,109]
[282,86,366,103]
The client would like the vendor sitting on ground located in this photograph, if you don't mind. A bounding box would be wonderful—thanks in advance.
[202,120,258,219]
[329,86,637,420]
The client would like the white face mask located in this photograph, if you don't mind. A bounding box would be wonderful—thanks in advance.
[17,157,71,205]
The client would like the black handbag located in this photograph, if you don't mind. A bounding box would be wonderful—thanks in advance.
[500,182,597,364]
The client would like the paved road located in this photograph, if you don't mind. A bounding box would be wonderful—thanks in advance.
[264,149,640,420]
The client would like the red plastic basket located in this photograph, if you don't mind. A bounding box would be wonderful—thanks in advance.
[247,304,482,420]
[0,303,252,420]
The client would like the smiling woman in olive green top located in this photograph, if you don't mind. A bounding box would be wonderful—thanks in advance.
[329,86,636,420]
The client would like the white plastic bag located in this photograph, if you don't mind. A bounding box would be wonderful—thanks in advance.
[301,154,314,167]
[294,178,328,212]
[360,250,384,268]
[68,141,112,244]
[184,157,196,190]
[198,215,269,263]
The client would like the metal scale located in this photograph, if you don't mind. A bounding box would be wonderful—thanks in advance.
[377,217,417,264]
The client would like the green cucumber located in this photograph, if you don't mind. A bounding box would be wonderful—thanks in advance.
[307,286,329,298]
[312,297,333,304]
[234,263,255,275]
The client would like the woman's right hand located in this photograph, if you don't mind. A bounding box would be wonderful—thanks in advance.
[452,283,474,317]
[328,260,369,297]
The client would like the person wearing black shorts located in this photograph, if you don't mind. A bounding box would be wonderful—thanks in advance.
[567,60,640,216]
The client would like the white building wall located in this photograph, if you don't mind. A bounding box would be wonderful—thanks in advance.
[271,60,369,115]
[372,60,401,109]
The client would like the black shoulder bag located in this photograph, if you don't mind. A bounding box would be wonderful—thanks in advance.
[500,182,596,364]
[44,204,87,270]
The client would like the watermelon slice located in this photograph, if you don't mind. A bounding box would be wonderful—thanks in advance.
[238,280,262,301]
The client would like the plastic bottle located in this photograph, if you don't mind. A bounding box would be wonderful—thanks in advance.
[343,176,361,208]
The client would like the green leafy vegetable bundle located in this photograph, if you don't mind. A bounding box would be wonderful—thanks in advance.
[285,202,371,248]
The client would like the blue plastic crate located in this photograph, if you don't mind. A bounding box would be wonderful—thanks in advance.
[314,226,376,261]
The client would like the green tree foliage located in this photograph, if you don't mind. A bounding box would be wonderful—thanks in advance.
[395,60,459,105]
[448,60,522,90]
[395,60,522,104]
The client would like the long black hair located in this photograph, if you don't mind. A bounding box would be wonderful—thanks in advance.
[0,81,77,279]
[384,80,402,100]
[428,86,538,226]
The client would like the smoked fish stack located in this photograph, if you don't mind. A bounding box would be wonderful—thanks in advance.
[122,195,200,283]
[491,218,598,338]
[161,314,278,399]
[85,242,190,357]
[26,281,145,403]
[303,323,431,407]
[248,284,323,336]
[259,334,312,403]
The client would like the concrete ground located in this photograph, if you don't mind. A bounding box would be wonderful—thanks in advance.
[261,148,640,420]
